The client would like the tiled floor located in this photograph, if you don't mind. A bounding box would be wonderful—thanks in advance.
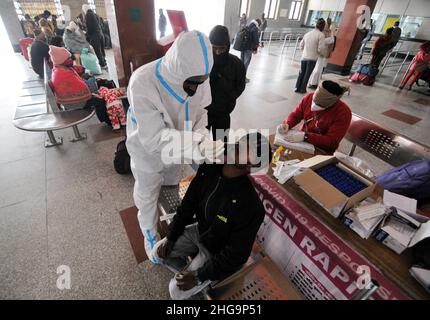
[1,40,430,299]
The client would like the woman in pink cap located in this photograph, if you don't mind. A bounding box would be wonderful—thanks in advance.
[49,45,109,125]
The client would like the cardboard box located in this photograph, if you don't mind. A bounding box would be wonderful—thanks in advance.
[375,210,430,254]
[372,191,430,254]
[294,156,376,218]
[342,200,390,239]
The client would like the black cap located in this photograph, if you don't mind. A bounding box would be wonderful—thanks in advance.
[209,25,230,47]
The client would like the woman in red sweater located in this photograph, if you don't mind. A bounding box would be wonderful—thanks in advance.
[399,41,430,90]
[48,45,111,126]
[278,80,351,154]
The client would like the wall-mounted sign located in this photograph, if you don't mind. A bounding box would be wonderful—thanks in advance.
[129,8,142,22]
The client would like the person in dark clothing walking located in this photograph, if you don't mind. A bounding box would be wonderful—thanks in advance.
[240,18,261,82]
[159,9,167,38]
[153,132,271,297]
[83,5,106,68]
[207,26,246,140]
[30,30,50,78]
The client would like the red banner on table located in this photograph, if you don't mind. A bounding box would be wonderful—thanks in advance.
[250,174,409,300]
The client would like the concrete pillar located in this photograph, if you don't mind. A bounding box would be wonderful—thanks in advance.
[326,0,377,75]
[0,0,25,52]
[105,0,160,86]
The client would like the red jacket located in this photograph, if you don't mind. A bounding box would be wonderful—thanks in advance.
[50,64,91,106]
[283,93,352,154]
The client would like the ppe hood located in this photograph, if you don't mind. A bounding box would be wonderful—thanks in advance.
[158,30,213,90]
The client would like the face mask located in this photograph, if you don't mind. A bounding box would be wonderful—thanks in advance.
[213,51,229,67]
[184,86,197,97]
[311,100,325,111]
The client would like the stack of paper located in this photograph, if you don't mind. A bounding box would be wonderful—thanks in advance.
[273,160,302,184]
[343,200,389,239]
[274,130,315,154]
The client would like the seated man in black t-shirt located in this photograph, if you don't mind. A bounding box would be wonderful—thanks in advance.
[152,132,272,299]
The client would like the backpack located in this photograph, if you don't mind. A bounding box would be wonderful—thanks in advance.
[375,160,430,201]
[349,72,367,83]
[355,64,379,77]
[233,26,250,51]
[362,75,375,86]
[114,138,131,174]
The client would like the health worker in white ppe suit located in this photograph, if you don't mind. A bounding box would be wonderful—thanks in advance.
[126,30,224,263]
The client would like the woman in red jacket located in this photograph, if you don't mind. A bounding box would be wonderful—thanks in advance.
[278,80,351,154]
[48,45,110,127]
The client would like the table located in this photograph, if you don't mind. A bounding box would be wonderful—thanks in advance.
[248,136,430,299]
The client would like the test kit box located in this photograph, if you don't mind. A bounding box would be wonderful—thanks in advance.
[374,210,430,254]
[374,191,430,254]
[342,200,391,239]
[293,155,376,218]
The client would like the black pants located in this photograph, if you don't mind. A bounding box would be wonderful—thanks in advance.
[86,96,111,126]
[295,60,317,93]
[88,32,106,67]
[207,113,230,142]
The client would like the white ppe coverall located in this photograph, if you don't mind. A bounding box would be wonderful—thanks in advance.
[126,31,214,244]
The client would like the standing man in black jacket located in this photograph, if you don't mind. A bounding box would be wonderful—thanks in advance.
[153,132,272,297]
[207,25,246,141]
[240,19,261,83]
[82,5,107,68]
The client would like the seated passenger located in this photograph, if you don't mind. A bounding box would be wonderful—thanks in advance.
[370,27,393,68]
[39,18,53,43]
[30,30,50,78]
[278,80,351,154]
[48,46,110,126]
[50,35,64,47]
[153,132,271,299]
[63,21,92,55]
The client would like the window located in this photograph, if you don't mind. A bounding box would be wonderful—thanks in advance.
[289,1,302,20]
[306,10,342,27]
[264,0,279,19]
[239,0,249,17]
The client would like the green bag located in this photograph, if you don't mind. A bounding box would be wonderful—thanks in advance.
[80,48,102,75]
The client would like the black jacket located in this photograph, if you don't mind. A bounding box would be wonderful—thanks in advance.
[85,10,102,37]
[30,40,50,78]
[247,21,260,51]
[207,54,246,117]
[167,164,265,282]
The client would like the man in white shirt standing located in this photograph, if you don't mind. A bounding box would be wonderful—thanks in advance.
[295,18,325,94]
[308,18,337,89]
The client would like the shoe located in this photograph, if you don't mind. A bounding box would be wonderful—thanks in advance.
[245,78,250,83]
[308,84,318,89]
[144,228,161,264]
[101,64,108,69]
[407,87,412,91]
[398,86,404,90]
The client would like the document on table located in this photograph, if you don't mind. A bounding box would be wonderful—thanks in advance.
[274,131,315,154]
[383,190,417,214]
